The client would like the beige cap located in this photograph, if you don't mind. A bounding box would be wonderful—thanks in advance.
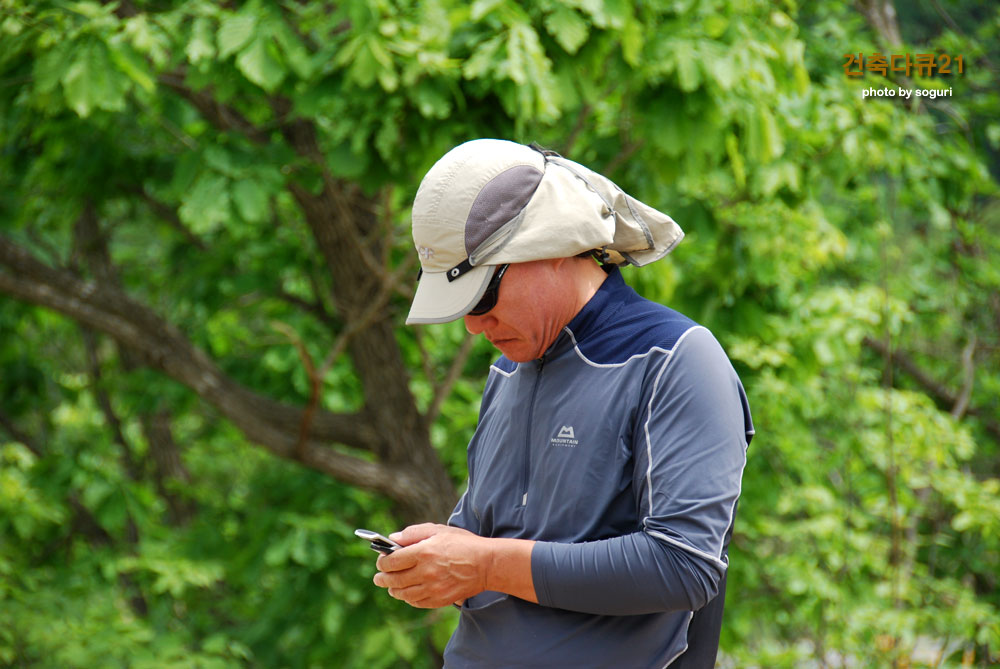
[406,139,684,324]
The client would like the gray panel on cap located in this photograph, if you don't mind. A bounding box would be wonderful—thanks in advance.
[465,165,544,256]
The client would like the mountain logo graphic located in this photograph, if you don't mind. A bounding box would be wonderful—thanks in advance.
[551,425,579,447]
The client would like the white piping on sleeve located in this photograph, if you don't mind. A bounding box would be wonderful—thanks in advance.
[661,612,695,668]
[642,327,705,517]
[645,530,730,571]
[641,325,745,565]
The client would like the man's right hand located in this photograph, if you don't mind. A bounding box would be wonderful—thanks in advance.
[372,523,537,609]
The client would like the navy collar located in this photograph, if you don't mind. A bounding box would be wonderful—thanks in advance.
[542,266,632,360]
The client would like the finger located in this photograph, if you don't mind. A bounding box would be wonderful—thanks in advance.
[386,584,426,604]
[391,522,445,545]
[374,566,425,590]
[376,545,419,572]
[410,597,445,609]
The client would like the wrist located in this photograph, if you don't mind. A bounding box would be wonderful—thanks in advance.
[481,537,537,603]
[482,536,498,593]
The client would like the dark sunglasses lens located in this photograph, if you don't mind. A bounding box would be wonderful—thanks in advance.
[469,291,497,316]
[468,265,508,316]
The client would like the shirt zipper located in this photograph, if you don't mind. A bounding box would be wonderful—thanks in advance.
[521,356,545,507]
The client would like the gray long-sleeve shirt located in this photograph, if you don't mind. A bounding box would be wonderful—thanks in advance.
[445,268,753,668]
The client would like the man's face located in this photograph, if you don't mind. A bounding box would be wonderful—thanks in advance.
[463,259,576,363]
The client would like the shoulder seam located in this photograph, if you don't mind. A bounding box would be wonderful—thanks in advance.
[565,324,707,368]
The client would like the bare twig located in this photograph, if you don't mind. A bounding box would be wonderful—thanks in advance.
[414,329,437,396]
[602,140,644,177]
[951,336,976,420]
[80,328,143,482]
[562,103,593,157]
[0,408,43,458]
[427,332,477,426]
[855,0,903,49]
[134,188,206,250]
[275,288,338,328]
[863,336,1000,442]
[927,0,998,74]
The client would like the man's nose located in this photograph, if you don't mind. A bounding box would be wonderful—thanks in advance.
[464,313,494,335]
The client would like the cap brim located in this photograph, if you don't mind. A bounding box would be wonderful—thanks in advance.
[405,265,494,325]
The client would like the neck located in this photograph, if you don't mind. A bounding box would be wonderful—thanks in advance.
[571,258,610,314]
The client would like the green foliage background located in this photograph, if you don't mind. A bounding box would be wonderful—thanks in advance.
[1,0,998,666]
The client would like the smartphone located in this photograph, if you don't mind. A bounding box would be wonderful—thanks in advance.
[354,528,402,555]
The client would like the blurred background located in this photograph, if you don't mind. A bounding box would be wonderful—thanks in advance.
[0,0,997,666]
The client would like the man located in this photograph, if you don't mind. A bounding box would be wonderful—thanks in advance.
[373,139,753,667]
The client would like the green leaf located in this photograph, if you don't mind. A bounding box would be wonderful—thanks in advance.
[32,41,72,95]
[726,133,746,188]
[186,16,217,65]
[411,81,451,119]
[348,42,378,87]
[574,0,610,28]
[365,36,398,92]
[470,0,504,21]
[236,35,286,92]
[675,46,701,92]
[704,49,737,91]
[703,14,728,38]
[544,6,589,55]
[758,106,784,160]
[123,14,169,66]
[273,22,314,80]
[463,35,503,79]
[107,37,156,93]
[61,40,130,117]
[217,14,257,59]
[620,16,644,66]
[179,172,231,234]
[505,24,529,85]
[232,180,270,223]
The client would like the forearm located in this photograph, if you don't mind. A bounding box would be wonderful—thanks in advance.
[483,537,537,603]
[531,531,724,616]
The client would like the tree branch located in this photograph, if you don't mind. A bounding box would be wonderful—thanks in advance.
[144,410,197,526]
[153,70,458,521]
[159,71,271,145]
[0,235,438,506]
[863,336,1000,442]
[856,0,903,49]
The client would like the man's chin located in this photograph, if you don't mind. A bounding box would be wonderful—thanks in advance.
[494,342,540,363]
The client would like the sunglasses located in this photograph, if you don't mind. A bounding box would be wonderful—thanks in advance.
[468,264,510,316]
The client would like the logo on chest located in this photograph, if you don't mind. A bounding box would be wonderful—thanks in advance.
[550,425,579,447]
